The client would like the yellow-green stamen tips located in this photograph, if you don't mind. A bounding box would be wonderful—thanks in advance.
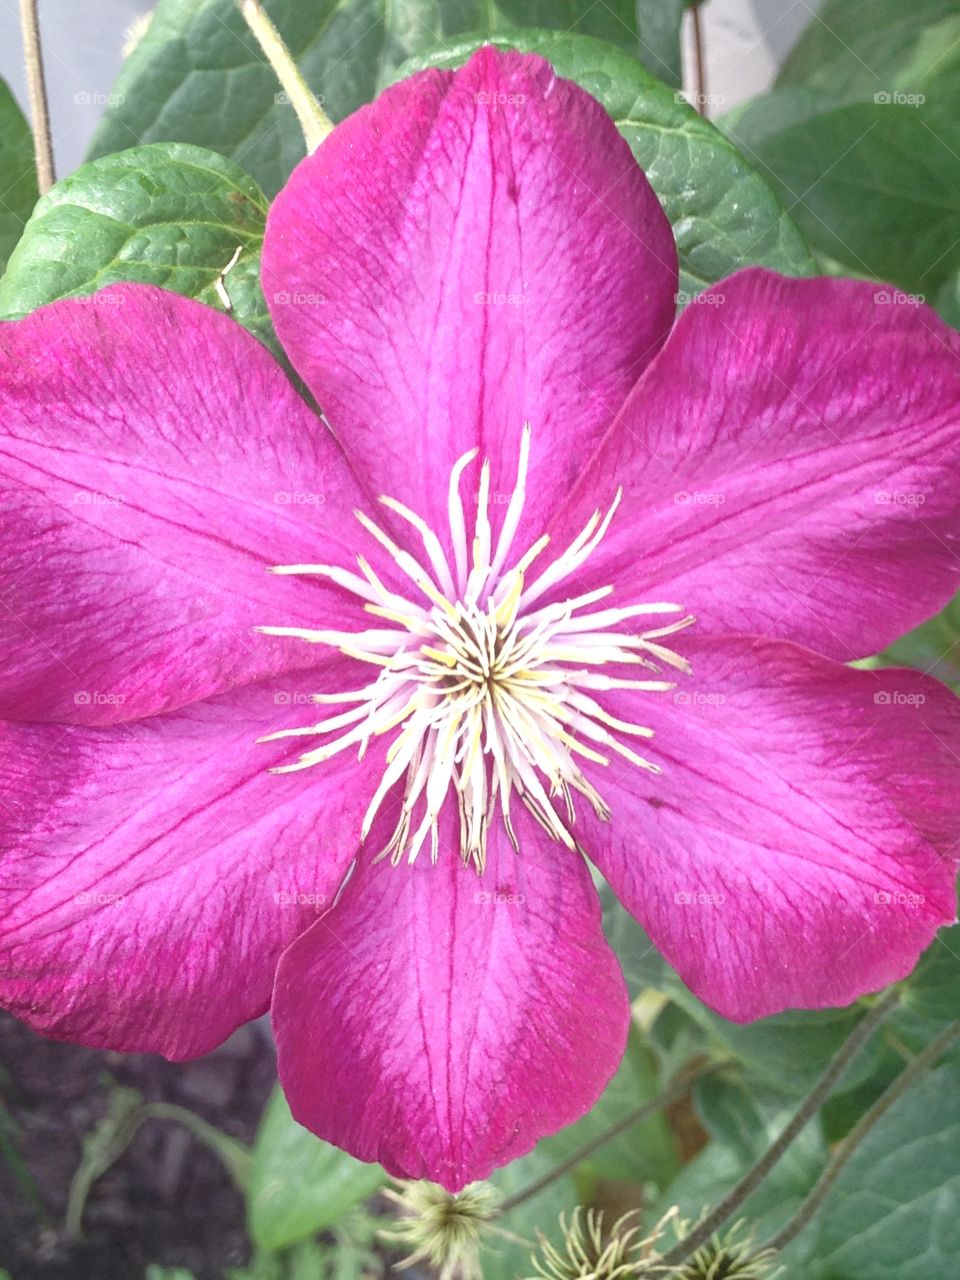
[260,428,693,871]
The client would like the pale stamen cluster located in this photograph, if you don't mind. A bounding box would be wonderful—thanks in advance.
[259,428,693,871]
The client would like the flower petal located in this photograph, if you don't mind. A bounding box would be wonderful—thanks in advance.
[553,270,960,659]
[263,46,677,542]
[0,673,378,1057]
[271,810,629,1189]
[0,284,369,725]
[582,635,960,1022]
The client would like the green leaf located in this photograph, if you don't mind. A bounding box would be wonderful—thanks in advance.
[720,86,840,150]
[887,920,960,1063]
[88,0,640,198]
[0,78,39,276]
[813,1064,960,1278]
[0,142,272,348]
[390,30,815,298]
[778,0,960,110]
[650,1081,826,1274]
[882,594,960,690]
[692,1075,826,1194]
[725,1,960,294]
[665,987,884,1096]
[728,100,960,294]
[67,1086,145,1241]
[248,1088,385,1253]
[539,1027,679,1188]
[636,0,687,88]
[936,270,960,328]
[600,885,668,998]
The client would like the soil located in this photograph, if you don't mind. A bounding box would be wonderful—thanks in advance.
[0,1011,277,1280]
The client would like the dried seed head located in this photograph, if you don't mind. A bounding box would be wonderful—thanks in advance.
[525,1207,668,1280]
[382,1179,503,1280]
[667,1219,780,1280]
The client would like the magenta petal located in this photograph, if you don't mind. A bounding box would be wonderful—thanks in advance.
[0,284,369,725]
[272,810,629,1189]
[584,636,960,1022]
[553,270,960,659]
[0,673,379,1057]
[263,45,677,542]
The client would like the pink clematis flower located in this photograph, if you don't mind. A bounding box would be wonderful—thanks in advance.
[3,46,960,1190]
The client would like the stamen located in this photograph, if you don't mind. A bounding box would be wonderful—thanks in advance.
[260,434,692,871]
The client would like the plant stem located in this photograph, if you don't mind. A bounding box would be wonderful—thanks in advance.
[644,989,900,1275]
[499,1058,729,1215]
[751,1019,960,1260]
[689,1,708,116]
[235,0,333,151]
[18,0,55,193]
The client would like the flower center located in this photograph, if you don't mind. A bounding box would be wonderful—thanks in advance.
[259,428,693,872]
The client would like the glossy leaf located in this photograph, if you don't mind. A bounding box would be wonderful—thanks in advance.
[391,31,815,299]
[0,78,39,275]
[0,142,272,349]
[88,0,640,198]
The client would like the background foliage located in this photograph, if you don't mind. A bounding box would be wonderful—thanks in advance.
[2,2,960,1278]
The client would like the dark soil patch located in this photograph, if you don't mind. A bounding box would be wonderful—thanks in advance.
[0,1011,276,1280]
